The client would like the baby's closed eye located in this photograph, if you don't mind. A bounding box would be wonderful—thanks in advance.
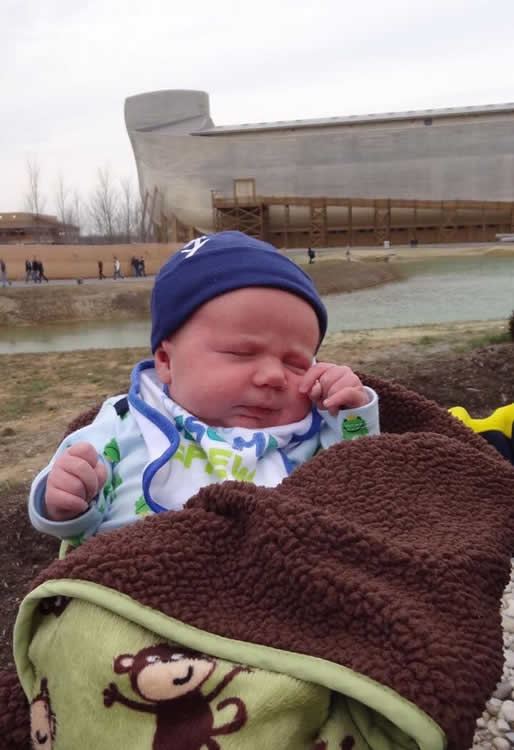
[285,360,309,374]
[221,349,254,357]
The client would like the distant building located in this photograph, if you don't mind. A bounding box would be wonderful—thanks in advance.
[0,213,79,244]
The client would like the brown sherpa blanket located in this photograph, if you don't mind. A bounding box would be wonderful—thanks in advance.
[3,374,514,750]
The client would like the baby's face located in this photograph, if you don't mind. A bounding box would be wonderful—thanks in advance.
[155,287,319,428]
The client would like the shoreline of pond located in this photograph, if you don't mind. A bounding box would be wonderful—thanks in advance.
[0,259,402,328]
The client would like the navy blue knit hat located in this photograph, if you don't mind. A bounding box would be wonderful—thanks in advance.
[150,231,327,352]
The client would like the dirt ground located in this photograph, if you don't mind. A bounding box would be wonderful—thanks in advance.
[0,324,512,671]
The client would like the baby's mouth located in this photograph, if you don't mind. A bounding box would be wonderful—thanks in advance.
[234,405,282,424]
[240,405,279,415]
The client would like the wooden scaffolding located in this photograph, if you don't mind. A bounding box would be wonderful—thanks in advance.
[211,182,514,248]
[142,180,514,247]
[212,179,269,239]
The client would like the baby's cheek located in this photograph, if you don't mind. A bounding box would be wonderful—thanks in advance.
[291,388,313,420]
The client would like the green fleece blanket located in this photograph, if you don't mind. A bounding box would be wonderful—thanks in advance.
[2,374,514,750]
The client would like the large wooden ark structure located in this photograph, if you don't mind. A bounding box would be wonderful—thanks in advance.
[125,90,514,247]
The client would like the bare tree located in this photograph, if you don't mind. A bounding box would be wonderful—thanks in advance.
[54,174,69,224]
[54,174,74,241]
[120,177,134,243]
[25,156,46,217]
[25,156,47,242]
[88,167,120,241]
[132,191,145,242]
[71,190,82,236]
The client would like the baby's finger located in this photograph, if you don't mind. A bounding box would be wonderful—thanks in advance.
[45,487,89,522]
[65,442,100,468]
[322,369,363,395]
[55,453,102,501]
[323,386,369,411]
[299,362,336,393]
[48,465,90,500]
[95,460,108,489]
[308,379,323,402]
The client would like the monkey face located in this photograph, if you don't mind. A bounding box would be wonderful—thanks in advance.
[114,645,218,701]
[30,697,55,750]
[114,643,216,703]
[136,651,215,701]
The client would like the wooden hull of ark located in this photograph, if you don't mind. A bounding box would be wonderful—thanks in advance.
[125,90,514,245]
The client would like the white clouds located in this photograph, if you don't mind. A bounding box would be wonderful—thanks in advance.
[3,0,514,212]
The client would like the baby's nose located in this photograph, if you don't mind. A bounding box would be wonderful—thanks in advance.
[253,359,287,388]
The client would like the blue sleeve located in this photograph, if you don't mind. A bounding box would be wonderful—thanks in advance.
[29,473,108,539]
[28,397,125,541]
[319,386,380,449]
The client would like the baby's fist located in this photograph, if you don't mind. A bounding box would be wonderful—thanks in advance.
[300,362,369,416]
[45,442,108,522]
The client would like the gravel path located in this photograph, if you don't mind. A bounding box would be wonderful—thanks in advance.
[472,562,514,749]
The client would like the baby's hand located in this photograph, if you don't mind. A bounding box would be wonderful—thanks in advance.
[45,442,108,522]
[299,362,369,416]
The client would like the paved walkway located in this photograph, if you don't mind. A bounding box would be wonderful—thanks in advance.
[2,275,155,288]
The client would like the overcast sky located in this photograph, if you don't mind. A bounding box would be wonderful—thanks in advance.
[4,0,514,223]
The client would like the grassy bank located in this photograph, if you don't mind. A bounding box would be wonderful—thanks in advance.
[304,258,402,294]
[0,259,402,327]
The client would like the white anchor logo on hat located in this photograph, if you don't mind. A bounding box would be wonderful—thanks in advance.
[180,236,210,258]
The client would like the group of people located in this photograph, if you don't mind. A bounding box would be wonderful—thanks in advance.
[97,258,122,280]
[130,255,146,277]
[0,258,49,287]
[25,258,49,283]
[97,256,147,281]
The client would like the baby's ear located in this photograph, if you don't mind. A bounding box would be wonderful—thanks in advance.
[154,342,173,385]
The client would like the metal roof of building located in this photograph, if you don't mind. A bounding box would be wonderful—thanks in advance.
[0,213,78,230]
[194,101,514,136]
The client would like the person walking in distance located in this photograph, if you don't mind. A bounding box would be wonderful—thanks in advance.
[25,259,32,283]
[0,259,7,288]
[113,256,123,280]
[38,259,49,283]
[32,257,39,283]
[98,260,105,280]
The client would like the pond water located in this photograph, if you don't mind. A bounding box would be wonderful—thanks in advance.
[1,256,512,354]
[325,256,513,332]
[0,319,152,355]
